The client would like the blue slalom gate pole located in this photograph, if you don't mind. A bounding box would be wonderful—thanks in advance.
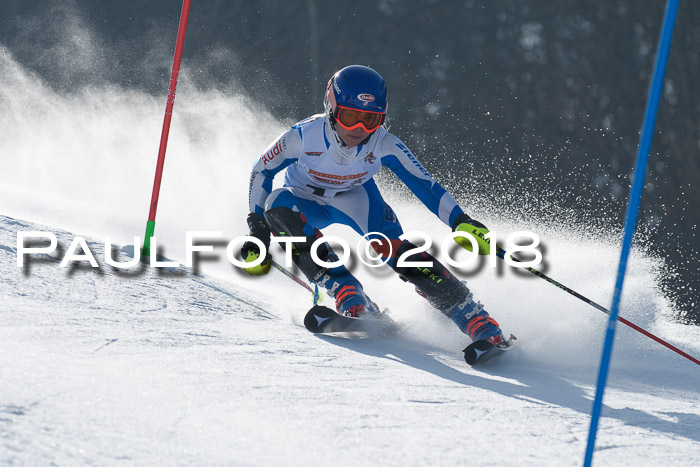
[583,1,680,465]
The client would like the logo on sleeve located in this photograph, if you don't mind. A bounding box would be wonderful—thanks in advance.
[261,139,284,165]
[396,143,430,177]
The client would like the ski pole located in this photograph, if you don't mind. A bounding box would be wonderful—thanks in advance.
[496,247,700,367]
[270,259,323,305]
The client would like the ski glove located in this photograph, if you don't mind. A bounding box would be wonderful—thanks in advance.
[241,212,272,275]
[452,213,491,255]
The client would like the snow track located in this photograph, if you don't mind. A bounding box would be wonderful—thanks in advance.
[1,215,699,465]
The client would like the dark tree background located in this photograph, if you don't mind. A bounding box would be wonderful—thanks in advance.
[2,1,698,324]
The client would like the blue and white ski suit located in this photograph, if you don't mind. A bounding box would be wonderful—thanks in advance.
[248,114,465,255]
[247,114,503,341]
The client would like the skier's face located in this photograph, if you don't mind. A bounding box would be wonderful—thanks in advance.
[336,124,369,147]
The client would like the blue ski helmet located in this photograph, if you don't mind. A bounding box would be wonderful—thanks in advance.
[324,65,388,130]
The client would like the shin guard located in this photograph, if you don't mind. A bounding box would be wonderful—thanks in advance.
[391,241,469,315]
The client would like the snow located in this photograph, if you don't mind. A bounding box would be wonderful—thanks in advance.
[3,223,700,466]
[1,50,700,466]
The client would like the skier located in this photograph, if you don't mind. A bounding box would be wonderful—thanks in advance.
[242,65,506,346]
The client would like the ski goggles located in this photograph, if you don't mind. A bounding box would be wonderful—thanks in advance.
[335,105,384,132]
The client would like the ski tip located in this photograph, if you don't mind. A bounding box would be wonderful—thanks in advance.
[463,334,517,366]
[303,305,338,333]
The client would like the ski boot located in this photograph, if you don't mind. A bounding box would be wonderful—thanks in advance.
[334,282,379,317]
[449,290,517,365]
[448,292,505,345]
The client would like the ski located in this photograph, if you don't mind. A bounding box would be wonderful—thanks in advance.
[463,334,517,366]
[305,305,515,364]
[304,305,398,336]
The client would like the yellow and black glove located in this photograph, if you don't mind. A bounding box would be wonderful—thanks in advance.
[240,212,272,275]
[451,213,491,255]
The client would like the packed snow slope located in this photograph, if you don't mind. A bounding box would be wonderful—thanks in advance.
[2,48,700,465]
[2,215,700,466]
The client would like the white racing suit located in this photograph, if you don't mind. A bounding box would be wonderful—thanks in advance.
[247,114,501,341]
[249,114,464,240]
